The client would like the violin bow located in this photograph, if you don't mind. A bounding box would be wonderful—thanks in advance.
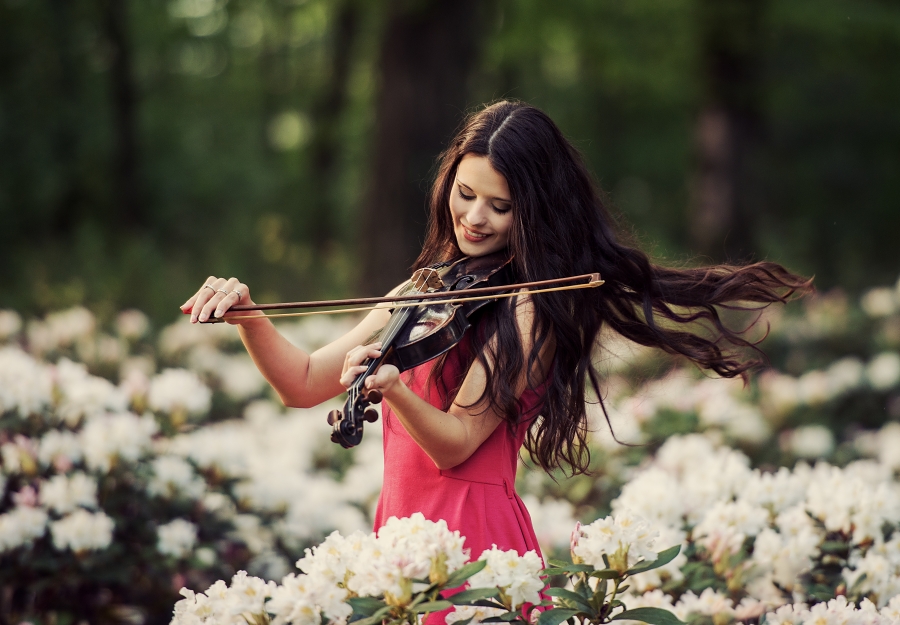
[193,273,604,323]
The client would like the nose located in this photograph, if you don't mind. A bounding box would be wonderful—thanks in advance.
[465,201,490,226]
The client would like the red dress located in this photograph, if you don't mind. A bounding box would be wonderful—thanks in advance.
[373,339,545,564]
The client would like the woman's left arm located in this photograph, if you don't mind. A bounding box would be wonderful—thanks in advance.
[340,295,553,470]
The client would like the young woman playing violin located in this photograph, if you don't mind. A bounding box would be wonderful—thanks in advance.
[181,101,810,580]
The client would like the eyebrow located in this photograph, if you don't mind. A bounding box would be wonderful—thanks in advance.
[457,180,511,204]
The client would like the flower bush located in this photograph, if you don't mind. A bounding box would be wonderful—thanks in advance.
[172,513,682,625]
[1,275,899,624]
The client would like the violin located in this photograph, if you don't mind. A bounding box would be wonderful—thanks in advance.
[190,251,602,448]
[329,251,514,448]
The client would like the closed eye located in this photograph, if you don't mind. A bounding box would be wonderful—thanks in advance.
[457,186,475,201]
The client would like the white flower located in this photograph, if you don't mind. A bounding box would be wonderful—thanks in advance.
[39,472,98,514]
[612,468,684,528]
[741,467,806,513]
[116,309,149,339]
[446,604,506,624]
[79,411,158,472]
[522,495,578,553]
[867,352,900,390]
[572,511,658,572]
[0,505,48,552]
[148,456,206,499]
[861,287,898,318]
[0,347,53,417]
[172,573,276,625]
[158,519,198,558]
[296,529,374,585]
[229,571,279,618]
[216,355,266,401]
[762,602,807,625]
[38,429,83,470]
[693,500,768,560]
[266,572,351,625]
[55,358,128,425]
[0,310,22,340]
[785,425,835,459]
[826,357,865,396]
[469,546,544,610]
[50,509,114,551]
[674,588,733,620]
[171,587,216,625]
[27,307,95,354]
[626,526,687,592]
[148,368,212,417]
[751,527,819,590]
[870,423,900,471]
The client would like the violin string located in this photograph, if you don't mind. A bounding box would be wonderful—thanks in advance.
[205,280,604,323]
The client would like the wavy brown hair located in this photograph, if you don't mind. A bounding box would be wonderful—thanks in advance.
[414,100,812,476]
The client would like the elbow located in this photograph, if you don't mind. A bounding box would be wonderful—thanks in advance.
[279,392,314,410]
[431,451,473,471]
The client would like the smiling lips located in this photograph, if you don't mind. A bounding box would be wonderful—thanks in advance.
[462,226,491,242]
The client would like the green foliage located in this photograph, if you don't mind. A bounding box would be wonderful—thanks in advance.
[1,0,898,323]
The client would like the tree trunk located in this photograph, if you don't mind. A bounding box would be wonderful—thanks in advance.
[358,0,483,296]
[689,0,764,262]
[101,0,143,230]
[309,0,360,249]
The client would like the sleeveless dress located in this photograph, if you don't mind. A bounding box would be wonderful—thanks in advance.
[372,337,545,565]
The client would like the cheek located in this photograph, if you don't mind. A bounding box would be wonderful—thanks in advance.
[447,196,461,222]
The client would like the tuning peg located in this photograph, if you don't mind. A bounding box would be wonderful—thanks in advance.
[363,408,379,423]
[365,389,383,404]
[326,410,341,426]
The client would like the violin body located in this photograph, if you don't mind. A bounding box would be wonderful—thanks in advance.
[327,251,514,448]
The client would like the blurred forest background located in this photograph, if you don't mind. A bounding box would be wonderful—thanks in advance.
[1,0,898,323]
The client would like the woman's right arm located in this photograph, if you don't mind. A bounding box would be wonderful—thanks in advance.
[181,276,392,409]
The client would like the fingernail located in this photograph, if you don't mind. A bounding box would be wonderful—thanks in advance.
[214,310,222,318]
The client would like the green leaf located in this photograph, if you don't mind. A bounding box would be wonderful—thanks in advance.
[626,546,682,576]
[446,560,489,588]
[349,605,393,625]
[820,541,850,554]
[544,587,593,612]
[537,608,581,625]
[449,587,502,604]
[611,607,685,625]
[415,600,453,613]
[541,564,594,575]
[548,559,569,567]
[541,568,570,576]
[451,618,475,625]
[589,569,621,580]
[347,596,387,617]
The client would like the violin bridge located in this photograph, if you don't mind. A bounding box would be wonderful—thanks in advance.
[410,267,444,292]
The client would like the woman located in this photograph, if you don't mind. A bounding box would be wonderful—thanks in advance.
[181,100,810,569]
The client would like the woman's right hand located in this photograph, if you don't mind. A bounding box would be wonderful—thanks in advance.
[181,276,263,325]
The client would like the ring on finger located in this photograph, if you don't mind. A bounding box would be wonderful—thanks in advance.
[217,288,229,296]
[203,284,216,292]
[234,289,244,302]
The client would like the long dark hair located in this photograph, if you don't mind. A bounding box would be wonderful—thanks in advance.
[414,100,812,476]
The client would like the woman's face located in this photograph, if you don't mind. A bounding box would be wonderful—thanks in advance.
[449,154,513,257]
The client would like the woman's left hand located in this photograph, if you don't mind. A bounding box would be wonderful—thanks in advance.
[339,343,402,396]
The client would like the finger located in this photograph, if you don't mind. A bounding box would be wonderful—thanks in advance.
[183,276,218,310]
[191,277,223,322]
[197,278,229,322]
[348,346,382,368]
[341,365,369,386]
[214,277,242,318]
